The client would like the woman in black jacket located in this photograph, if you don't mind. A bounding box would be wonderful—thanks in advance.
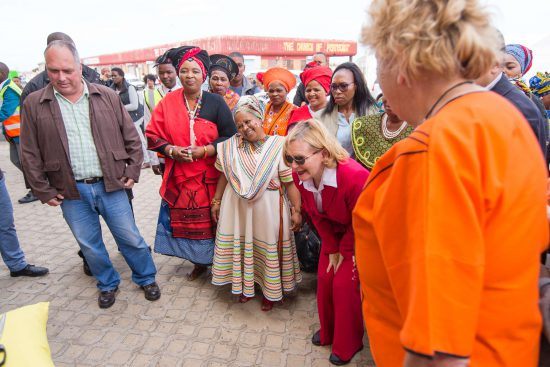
[111,67,149,167]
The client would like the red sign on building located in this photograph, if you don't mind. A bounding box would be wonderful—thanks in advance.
[82,36,357,66]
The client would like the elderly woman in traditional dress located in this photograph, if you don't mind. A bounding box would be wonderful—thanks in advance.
[208,54,240,111]
[262,67,297,136]
[211,96,302,311]
[146,46,237,281]
[353,1,548,367]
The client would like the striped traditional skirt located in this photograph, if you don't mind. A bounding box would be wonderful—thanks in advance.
[211,187,302,301]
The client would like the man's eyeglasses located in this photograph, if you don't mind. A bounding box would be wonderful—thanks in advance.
[330,82,354,92]
[285,150,321,165]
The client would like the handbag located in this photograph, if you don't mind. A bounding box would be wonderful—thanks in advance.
[128,101,144,122]
[294,222,321,273]
[127,84,144,123]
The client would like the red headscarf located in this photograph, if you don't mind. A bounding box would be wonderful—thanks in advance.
[263,67,296,92]
[300,66,333,93]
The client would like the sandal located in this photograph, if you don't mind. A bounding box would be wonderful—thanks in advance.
[187,264,207,281]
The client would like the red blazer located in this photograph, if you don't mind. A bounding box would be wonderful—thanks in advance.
[293,159,369,256]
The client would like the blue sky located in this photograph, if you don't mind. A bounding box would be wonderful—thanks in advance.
[2,0,549,73]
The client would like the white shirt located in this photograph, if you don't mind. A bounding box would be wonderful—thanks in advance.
[301,167,338,212]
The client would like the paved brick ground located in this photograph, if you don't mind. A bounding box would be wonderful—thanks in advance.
[0,141,375,366]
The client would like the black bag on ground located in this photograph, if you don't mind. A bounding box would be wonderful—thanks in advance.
[294,222,321,273]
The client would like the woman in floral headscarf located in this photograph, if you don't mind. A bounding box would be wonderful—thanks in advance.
[530,72,550,118]
[504,44,534,95]
[146,46,237,281]
[505,44,549,138]
[211,96,302,311]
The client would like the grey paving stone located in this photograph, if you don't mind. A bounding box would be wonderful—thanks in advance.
[0,141,374,366]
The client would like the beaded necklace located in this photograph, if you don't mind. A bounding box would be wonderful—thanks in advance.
[381,114,408,140]
[184,91,203,146]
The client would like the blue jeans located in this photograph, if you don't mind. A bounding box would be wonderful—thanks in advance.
[0,175,27,272]
[61,181,156,291]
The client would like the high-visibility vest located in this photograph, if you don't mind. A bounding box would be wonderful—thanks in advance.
[0,80,22,138]
[143,87,164,113]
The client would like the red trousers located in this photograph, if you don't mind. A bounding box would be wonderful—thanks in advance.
[317,252,364,361]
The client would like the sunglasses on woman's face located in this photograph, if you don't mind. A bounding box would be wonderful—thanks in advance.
[285,150,321,165]
[330,82,354,92]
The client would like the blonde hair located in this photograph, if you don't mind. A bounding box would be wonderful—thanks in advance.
[362,0,500,80]
[284,119,349,168]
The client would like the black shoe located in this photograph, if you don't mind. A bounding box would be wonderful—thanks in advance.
[18,191,38,204]
[329,354,350,366]
[98,287,118,309]
[141,282,161,301]
[329,347,363,366]
[77,250,92,276]
[312,330,322,346]
[10,264,49,277]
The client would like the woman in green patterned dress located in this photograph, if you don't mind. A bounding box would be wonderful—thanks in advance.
[351,96,414,170]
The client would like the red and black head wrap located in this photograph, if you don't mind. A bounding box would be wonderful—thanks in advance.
[170,46,211,80]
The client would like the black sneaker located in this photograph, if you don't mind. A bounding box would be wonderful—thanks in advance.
[10,264,49,277]
[98,287,118,309]
[18,191,39,204]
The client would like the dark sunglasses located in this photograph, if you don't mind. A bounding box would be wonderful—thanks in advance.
[330,82,354,92]
[285,150,321,165]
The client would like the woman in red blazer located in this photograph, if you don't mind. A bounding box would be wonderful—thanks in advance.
[284,119,370,365]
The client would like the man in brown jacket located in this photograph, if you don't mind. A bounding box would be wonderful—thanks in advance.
[20,40,160,309]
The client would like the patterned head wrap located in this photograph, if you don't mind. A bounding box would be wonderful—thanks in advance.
[168,46,211,80]
[155,47,178,66]
[234,95,265,121]
[505,44,533,76]
[529,72,550,98]
[209,54,239,80]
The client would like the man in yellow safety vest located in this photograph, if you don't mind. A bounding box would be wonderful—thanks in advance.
[143,50,181,175]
